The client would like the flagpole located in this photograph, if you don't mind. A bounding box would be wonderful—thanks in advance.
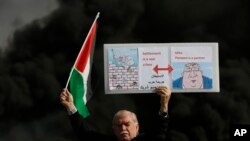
[65,12,100,89]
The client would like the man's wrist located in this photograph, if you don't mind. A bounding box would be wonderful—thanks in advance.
[161,97,169,104]
[67,107,77,115]
[159,111,169,118]
[160,104,168,112]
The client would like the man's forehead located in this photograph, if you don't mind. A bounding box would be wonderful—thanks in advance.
[116,114,133,121]
[185,63,200,69]
[118,113,131,119]
[114,119,133,125]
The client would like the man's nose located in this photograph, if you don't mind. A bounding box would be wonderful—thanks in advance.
[189,70,197,77]
[121,124,127,130]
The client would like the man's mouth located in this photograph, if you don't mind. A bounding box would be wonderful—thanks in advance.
[120,131,128,135]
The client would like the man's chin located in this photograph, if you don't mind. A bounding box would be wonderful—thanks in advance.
[120,135,130,141]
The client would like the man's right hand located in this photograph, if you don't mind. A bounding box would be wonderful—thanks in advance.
[155,86,171,113]
[60,89,76,112]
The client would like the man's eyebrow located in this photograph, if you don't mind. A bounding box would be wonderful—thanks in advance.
[113,121,131,126]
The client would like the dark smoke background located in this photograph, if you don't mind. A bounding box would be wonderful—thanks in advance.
[0,0,250,141]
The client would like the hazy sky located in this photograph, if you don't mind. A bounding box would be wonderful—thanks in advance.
[0,0,58,49]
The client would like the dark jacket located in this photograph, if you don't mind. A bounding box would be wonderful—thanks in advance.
[69,112,169,141]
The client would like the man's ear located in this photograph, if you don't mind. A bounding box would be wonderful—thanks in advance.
[136,123,139,133]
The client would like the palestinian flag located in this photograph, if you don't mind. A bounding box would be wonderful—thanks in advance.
[66,13,99,118]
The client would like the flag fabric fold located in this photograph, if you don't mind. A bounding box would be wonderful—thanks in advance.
[66,13,99,118]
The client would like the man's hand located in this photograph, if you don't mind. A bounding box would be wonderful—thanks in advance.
[155,86,171,113]
[60,89,76,112]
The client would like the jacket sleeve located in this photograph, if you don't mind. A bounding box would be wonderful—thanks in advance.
[157,113,169,140]
[69,111,106,140]
[136,113,169,141]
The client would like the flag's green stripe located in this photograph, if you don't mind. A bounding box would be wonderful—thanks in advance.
[70,68,89,118]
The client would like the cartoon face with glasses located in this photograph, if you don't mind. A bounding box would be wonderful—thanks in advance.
[173,62,212,89]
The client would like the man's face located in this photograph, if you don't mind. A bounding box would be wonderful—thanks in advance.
[113,112,139,141]
[182,63,203,88]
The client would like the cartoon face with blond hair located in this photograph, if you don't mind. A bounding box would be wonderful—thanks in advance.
[182,63,203,88]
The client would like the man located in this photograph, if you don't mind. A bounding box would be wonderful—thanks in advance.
[173,62,212,89]
[60,86,171,141]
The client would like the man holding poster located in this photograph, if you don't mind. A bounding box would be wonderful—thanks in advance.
[59,86,171,141]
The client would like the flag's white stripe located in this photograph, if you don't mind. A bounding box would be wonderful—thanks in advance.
[82,57,90,103]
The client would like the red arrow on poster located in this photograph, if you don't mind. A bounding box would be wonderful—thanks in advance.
[153,64,173,74]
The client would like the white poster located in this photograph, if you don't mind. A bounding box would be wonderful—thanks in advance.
[107,48,139,91]
[138,47,170,90]
[104,43,219,94]
[171,47,213,90]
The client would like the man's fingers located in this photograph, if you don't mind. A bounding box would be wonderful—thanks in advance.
[60,95,67,102]
[60,88,70,96]
[60,93,67,99]
[60,89,69,101]
[155,86,171,97]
